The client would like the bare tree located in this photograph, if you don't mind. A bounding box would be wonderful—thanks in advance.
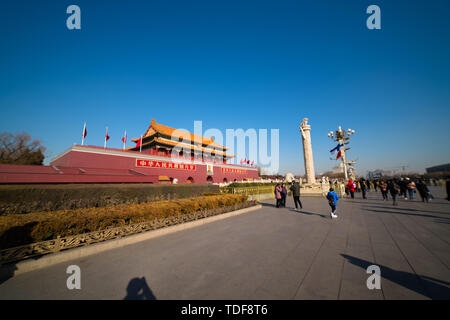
[0,132,46,165]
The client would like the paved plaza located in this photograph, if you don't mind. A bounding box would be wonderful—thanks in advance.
[0,186,449,300]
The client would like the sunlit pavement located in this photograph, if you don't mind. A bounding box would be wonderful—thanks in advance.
[0,186,449,299]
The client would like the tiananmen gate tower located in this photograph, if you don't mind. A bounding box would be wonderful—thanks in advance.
[0,119,259,184]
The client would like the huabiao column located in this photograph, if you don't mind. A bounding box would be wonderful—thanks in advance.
[300,118,316,184]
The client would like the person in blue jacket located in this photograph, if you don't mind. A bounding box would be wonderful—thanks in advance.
[326,188,339,219]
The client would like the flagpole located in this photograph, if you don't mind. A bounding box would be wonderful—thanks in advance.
[123,130,126,150]
[104,127,108,149]
[81,122,86,145]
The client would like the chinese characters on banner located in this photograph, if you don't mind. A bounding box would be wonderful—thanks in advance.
[221,167,247,174]
[136,159,196,171]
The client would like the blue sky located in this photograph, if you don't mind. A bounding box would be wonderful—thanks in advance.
[0,0,449,175]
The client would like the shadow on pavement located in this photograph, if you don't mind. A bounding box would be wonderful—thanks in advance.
[289,209,327,218]
[362,208,450,220]
[260,202,278,208]
[0,263,17,286]
[124,277,157,300]
[362,205,450,215]
[341,254,450,299]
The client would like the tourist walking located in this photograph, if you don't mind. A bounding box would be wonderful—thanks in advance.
[407,178,416,200]
[326,188,339,219]
[366,179,371,191]
[274,184,282,208]
[347,180,356,199]
[416,180,430,203]
[360,178,367,199]
[446,176,450,201]
[379,180,389,201]
[290,180,303,211]
[399,178,408,200]
[281,183,287,208]
[373,180,378,192]
[388,180,399,206]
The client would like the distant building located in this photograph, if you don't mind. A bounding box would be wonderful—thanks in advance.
[332,166,344,174]
[426,163,450,174]
[367,169,394,180]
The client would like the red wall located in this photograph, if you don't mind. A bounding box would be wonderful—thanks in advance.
[51,147,259,184]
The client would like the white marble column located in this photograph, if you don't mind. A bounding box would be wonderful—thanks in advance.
[300,118,316,185]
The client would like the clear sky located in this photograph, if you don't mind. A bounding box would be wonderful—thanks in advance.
[1,0,449,175]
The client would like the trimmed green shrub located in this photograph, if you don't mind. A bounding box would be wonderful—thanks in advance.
[0,183,220,215]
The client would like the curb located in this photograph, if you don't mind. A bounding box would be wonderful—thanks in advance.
[0,204,262,278]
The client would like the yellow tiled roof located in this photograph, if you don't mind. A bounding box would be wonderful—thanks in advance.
[131,119,229,150]
[127,136,236,158]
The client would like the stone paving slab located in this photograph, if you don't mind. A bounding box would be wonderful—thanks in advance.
[0,186,449,299]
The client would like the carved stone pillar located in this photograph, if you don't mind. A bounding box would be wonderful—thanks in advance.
[300,118,316,185]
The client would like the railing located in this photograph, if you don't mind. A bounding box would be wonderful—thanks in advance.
[221,185,275,196]
[221,183,346,198]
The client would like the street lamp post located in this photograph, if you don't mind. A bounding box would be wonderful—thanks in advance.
[327,126,355,180]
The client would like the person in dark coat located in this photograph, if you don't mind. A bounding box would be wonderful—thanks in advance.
[373,180,378,192]
[388,180,399,205]
[281,183,287,207]
[366,179,371,191]
[416,180,430,203]
[399,178,408,200]
[290,180,302,211]
[446,176,450,201]
[359,178,367,199]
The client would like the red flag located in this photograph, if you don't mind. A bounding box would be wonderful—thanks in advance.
[247,160,250,165]
[251,160,254,166]
[336,151,341,160]
[121,131,127,143]
[136,136,142,148]
[82,127,87,138]
[105,128,110,141]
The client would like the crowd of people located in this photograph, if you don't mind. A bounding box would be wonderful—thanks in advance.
[344,177,436,205]
[274,180,338,219]
[272,176,448,220]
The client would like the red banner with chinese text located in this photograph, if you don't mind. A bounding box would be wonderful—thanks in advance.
[136,159,196,171]
[221,167,247,175]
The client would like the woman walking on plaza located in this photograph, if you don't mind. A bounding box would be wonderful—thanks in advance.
[281,183,287,208]
[347,180,356,199]
[274,184,282,208]
[407,178,416,200]
[290,180,303,211]
[359,178,367,199]
[379,180,389,201]
[416,180,430,202]
[388,180,399,206]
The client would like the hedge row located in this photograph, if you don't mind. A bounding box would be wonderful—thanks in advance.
[0,194,248,249]
[0,183,220,215]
